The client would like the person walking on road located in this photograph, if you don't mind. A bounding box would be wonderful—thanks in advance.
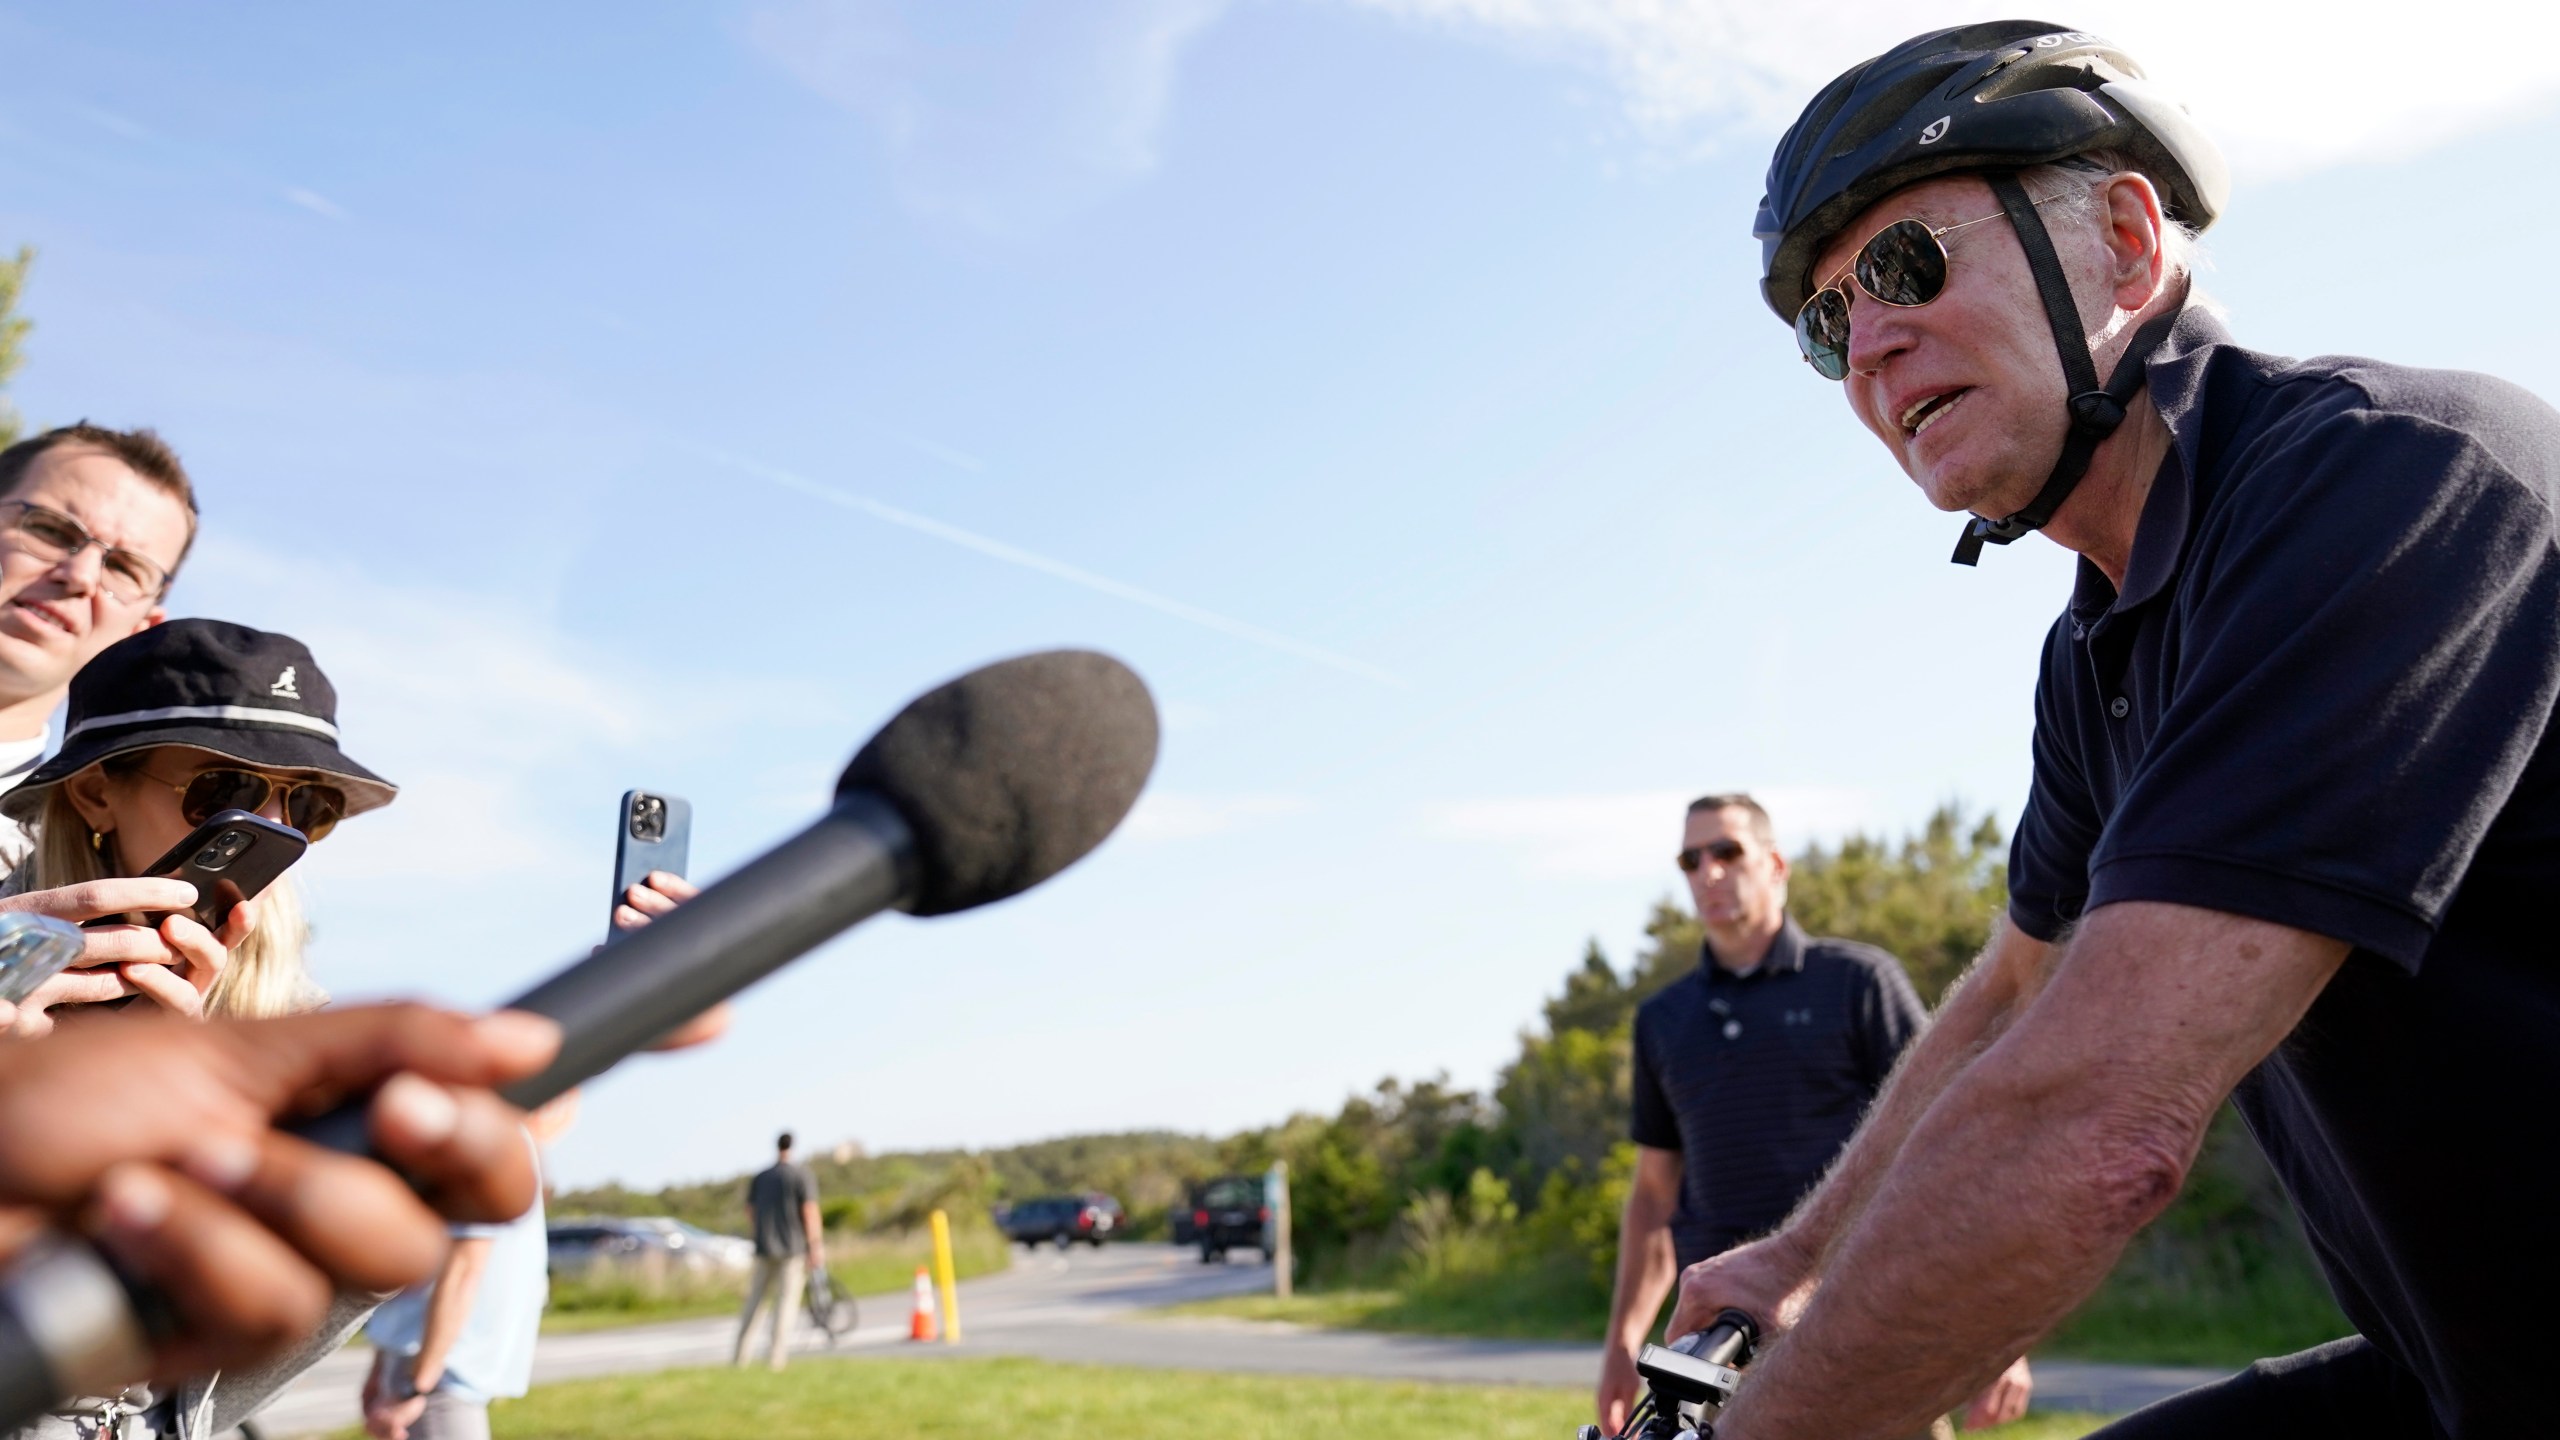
[1596,794,2028,1437]
[1668,21,2560,1439]
[734,1131,825,1371]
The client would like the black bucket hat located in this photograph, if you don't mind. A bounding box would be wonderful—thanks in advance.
[2,618,397,824]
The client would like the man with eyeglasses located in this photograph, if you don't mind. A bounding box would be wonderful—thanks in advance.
[0,422,194,864]
[0,423,233,1026]
[1596,795,2025,1438]
[1657,23,2560,1440]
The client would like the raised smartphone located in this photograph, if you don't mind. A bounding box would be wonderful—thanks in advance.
[0,913,87,1004]
[609,789,690,937]
[137,809,310,933]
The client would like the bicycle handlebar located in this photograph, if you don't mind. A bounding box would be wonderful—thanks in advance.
[1579,1308,1759,1440]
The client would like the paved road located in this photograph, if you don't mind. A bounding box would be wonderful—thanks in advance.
[252,1244,2228,1435]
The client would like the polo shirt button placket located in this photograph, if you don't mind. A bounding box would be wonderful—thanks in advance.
[2109,696,2130,719]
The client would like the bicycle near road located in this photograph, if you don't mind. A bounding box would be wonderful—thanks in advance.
[804,1265,859,1345]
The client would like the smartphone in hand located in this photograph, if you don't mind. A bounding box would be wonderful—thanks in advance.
[609,790,690,938]
[138,809,309,934]
[0,914,87,1004]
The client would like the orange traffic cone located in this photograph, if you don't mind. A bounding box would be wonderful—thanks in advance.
[908,1266,939,1342]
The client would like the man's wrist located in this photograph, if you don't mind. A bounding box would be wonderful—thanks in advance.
[1761,1224,1820,1285]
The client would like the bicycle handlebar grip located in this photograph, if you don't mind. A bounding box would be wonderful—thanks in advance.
[1680,1308,1760,1368]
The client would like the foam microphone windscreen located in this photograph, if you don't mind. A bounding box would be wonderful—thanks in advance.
[835,648,1158,916]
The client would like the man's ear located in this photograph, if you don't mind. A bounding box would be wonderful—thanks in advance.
[1766,845,1790,885]
[134,606,167,635]
[2102,172,2169,309]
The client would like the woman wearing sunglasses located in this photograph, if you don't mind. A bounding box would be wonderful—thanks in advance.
[0,618,393,1031]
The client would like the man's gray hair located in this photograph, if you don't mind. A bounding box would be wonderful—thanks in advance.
[2024,149,2206,294]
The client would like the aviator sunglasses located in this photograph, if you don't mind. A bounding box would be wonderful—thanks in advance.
[1793,192,2063,380]
[139,765,348,841]
[1676,838,1748,873]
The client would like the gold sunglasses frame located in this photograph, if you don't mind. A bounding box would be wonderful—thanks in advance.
[134,765,348,841]
[1794,191,2069,376]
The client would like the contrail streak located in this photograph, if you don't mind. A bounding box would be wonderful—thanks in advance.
[708,451,1403,688]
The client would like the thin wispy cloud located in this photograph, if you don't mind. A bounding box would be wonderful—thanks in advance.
[283,186,350,222]
[181,536,669,887]
[860,418,986,474]
[1337,1,2560,179]
[74,104,152,142]
[707,449,1405,688]
[743,0,1228,234]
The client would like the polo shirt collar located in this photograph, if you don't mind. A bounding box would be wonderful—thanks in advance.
[2068,304,2231,620]
[1703,917,1809,981]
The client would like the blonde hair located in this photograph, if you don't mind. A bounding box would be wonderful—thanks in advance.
[31,768,320,1019]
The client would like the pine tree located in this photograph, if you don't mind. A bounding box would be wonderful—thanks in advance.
[0,247,32,447]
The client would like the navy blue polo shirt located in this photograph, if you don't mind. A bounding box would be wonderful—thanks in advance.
[1631,918,1925,1270]
[2010,307,2560,1436]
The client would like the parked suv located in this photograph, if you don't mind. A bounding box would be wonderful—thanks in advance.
[1190,1175,1270,1263]
[1000,1193,1124,1249]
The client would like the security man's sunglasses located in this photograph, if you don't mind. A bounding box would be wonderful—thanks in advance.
[1793,192,2063,380]
[1675,838,1747,872]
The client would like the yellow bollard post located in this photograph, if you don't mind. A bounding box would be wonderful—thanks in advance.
[929,1209,963,1344]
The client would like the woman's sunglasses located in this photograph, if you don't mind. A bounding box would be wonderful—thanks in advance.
[1793,194,2060,380]
[143,767,348,841]
[1676,838,1748,873]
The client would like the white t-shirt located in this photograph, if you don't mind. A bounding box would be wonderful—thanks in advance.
[0,732,46,874]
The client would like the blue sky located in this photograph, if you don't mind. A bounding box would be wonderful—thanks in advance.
[4,1,2558,1188]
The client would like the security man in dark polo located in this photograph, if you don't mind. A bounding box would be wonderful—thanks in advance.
[1595,793,2031,1437]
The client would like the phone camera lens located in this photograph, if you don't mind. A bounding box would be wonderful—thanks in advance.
[192,830,253,872]
[630,796,667,843]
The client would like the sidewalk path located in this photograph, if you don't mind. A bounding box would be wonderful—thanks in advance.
[251,1245,2228,1435]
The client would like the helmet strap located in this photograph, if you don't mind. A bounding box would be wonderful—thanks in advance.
[1950,171,2179,566]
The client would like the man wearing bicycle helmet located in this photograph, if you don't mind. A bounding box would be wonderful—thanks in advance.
[1659,21,2560,1439]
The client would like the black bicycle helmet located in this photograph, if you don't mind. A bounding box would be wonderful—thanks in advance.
[1755,22,2231,564]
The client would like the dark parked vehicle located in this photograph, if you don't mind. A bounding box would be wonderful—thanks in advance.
[1190,1175,1270,1263]
[1000,1193,1124,1249]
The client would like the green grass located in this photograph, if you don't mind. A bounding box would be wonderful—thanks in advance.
[2044,1260,2350,1367]
[1168,1262,2344,1371]
[327,1356,2106,1439]
[1170,1280,1597,1342]
[543,1227,1011,1333]
[1167,1249,1610,1342]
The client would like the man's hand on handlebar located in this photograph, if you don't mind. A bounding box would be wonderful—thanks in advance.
[0,1004,559,1381]
[1665,1232,1816,1346]
[1665,1237,2035,1435]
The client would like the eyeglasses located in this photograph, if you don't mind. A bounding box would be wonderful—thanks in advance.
[139,766,347,842]
[0,500,174,605]
[1793,193,2063,381]
[1676,838,1747,873]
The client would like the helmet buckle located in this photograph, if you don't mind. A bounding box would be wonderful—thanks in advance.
[2068,390,2127,435]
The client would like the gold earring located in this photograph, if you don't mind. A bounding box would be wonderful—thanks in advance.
[90,829,107,856]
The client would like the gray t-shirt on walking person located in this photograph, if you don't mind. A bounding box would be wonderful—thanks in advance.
[747,1161,818,1259]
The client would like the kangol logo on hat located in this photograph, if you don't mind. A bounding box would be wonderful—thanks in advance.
[271,666,300,700]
